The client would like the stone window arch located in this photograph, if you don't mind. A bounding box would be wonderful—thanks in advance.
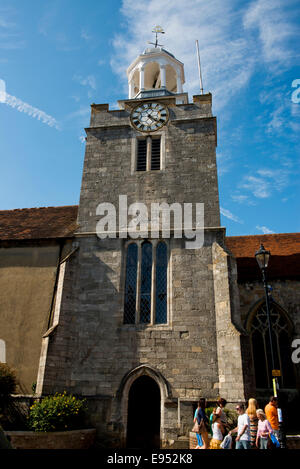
[246,300,295,389]
[123,240,169,325]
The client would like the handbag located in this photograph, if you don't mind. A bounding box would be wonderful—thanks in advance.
[192,420,201,433]
[220,434,232,449]
[269,432,280,448]
[192,410,206,433]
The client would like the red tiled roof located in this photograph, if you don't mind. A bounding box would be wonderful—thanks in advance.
[0,205,78,240]
[226,233,300,281]
[226,233,300,258]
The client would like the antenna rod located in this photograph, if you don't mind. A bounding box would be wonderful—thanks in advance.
[195,40,204,95]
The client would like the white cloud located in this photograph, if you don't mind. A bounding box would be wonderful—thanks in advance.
[256,225,275,234]
[73,74,96,90]
[231,194,256,206]
[239,167,290,199]
[111,0,298,110]
[243,0,300,65]
[220,206,243,224]
[0,9,24,50]
[73,74,97,99]
[240,175,271,199]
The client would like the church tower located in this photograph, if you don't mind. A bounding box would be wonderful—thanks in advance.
[37,36,248,448]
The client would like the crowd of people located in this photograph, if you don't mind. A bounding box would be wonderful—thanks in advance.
[194,396,280,450]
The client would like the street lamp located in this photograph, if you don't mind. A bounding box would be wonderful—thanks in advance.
[255,244,286,448]
[255,245,275,372]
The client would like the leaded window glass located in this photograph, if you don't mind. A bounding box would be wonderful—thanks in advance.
[123,240,168,325]
[155,242,167,324]
[250,302,295,389]
[140,241,152,323]
[124,243,138,324]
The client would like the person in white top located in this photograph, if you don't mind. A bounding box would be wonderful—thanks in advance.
[229,403,251,449]
[209,412,225,449]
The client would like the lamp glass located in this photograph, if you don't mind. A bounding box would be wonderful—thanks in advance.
[255,244,270,270]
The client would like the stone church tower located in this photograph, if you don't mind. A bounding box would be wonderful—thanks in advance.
[36,44,250,448]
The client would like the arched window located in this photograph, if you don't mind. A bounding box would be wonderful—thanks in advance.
[248,301,295,389]
[123,240,168,325]
[124,243,138,324]
[155,242,167,324]
[140,241,152,323]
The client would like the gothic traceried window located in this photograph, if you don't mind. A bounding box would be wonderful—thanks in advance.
[249,301,295,389]
[155,242,167,324]
[124,243,138,324]
[140,241,152,323]
[123,240,168,325]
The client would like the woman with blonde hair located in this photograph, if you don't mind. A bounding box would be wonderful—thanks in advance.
[246,398,258,448]
[256,409,273,449]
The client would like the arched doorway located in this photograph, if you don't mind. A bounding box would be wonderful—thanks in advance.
[126,375,161,448]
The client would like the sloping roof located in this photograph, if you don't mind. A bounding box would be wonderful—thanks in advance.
[0,205,78,241]
[225,233,300,258]
[0,205,299,280]
[225,233,300,281]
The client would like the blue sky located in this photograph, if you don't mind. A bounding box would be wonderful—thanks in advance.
[0,0,299,237]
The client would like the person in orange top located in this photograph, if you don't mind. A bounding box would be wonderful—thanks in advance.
[264,396,279,438]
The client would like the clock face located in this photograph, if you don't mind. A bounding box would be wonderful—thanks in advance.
[130,102,169,132]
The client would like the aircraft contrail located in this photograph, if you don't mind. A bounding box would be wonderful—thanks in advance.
[0,80,60,130]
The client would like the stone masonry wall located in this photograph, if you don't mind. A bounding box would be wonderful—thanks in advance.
[40,95,246,446]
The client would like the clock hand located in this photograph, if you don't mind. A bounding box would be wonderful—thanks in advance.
[146,113,162,123]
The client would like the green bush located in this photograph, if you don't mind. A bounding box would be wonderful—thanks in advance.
[0,364,17,398]
[205,406,237,430]
[28,391,87,432]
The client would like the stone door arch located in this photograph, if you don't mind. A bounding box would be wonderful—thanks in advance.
[119,365,170,448]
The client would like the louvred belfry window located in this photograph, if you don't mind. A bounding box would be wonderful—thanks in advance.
[136,137,161,171]
[136,139,147,171]
[151,138,161,170]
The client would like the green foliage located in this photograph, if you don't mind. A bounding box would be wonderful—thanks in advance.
[224,408,238,429]
[28,391,87,432]
[0,364,17,398]
[205,406,238,430]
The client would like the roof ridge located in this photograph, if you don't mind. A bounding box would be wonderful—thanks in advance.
[0,205,78,212]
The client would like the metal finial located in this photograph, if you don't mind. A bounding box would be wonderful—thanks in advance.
[148,25,165,48]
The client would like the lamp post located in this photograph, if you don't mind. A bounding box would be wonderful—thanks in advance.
[255,244,286,448]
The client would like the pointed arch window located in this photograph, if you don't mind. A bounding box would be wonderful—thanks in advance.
[124,243,138,324]
[123,240,168,325]
[140,241,152,323]
[248,301,295,389]
[155,242,167,324]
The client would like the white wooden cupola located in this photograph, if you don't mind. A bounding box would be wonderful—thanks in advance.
[127,46,187,103]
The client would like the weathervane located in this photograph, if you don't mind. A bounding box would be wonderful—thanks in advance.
[148,25,165,48]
